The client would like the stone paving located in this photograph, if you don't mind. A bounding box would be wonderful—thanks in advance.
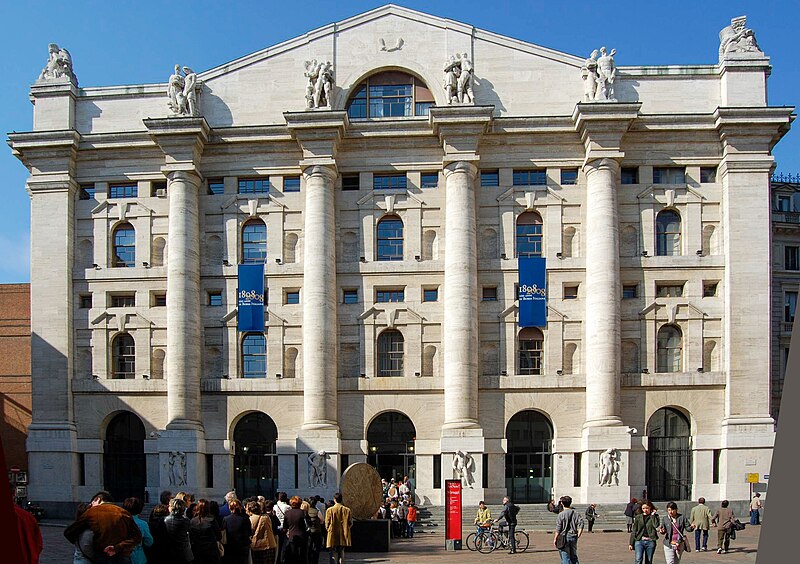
[40,521,762,563]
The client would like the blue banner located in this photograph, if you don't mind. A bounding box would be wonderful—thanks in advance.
[237,264,265,332]
[518,257,547,328]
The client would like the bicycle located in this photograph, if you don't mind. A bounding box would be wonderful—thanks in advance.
[483,524,530,553]
[466,522,493,551]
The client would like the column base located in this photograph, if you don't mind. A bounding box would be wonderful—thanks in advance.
[579,424,636,504]
[440,428,487,506]
[157,428,207,495]
[26,423,79,510]
[296,428,341,500]
[719,417,775,501]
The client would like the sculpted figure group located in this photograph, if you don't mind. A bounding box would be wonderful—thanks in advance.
[304,59,335,109]
[581,46,617,102]
[719,16,761,60]
[444,52,475,104]
[167,65,200,116]
[39,43,76,83]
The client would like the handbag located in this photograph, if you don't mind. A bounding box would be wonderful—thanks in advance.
[218,527,227,557]
[555,533,567,549]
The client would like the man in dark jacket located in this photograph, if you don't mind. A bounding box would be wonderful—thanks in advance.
[64,490,142,563]
[494,496,520,554]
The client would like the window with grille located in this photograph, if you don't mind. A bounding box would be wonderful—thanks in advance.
[112,224,136,267]
[109,183,138,199]
[242,333,267,378]
[516,212,543,257]
[518,328,544,375]
[112,333,135,379]
[376,216,403,261]
[656,210,681,256]
[513,169,547,186]
[377,329,404,377]
[653,167,686,184]
[238,178,270,194]
[242,220,267,263]
[657,325,682,372]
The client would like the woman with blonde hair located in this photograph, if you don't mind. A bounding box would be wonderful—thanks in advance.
[247,501,277,564]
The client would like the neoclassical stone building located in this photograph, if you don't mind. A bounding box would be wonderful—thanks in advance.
[9,6,793,515]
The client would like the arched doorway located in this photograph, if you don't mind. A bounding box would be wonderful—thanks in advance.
[367,412,416,483]
[104,412,146,502]
[233,412,278,499]
[505,410,553,503]
[646,407,692,501]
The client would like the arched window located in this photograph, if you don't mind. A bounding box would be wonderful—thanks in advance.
[346,71,434,119]
[656,210,681,256]
[657,325,683,373]
[519,327,544,375]
[242,220,267,263]
[112,223,136,267]
[377,329,404,376]
[516,212,543,257]
[112,333,135,379]
[377,216,403,261]
[242,333,266,378]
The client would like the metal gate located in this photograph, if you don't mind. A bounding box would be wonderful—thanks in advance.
[646,407,692,501]
[104,412,146,502]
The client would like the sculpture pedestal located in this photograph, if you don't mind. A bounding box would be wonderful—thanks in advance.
[580,425,634,504]
[349,519,390,552]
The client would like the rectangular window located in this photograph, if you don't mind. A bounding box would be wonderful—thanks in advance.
[703,282,718,297]
[712,449,721,484]
[482,453,489,489]
[206,454,214,488]
[420,172,439,189]
[700,167,717,183]
[573,453,582,487]
[238,178,270,194]
[564,285,579,299]
[480,170,499,187]
[513,169,547,186]
[340,454,349,475]
[342,174,360,191]
[207,178,225,195]
[785,291,797,323]
[560,169,579,185]
[153,293,167,307]
[433,454,442,489]
[110,294,135,307]
[283,176,301,192]
[373,174,407,190]
[514,283,519,299]
[656,283,684,298]
[79,184,96,200]
[79,453,86,486]
[482,287,498,301]
[786,246,800,270]
[109,183,138,199]
[653,167,686,184]
[778,195,792,211]
[208,291,223,306]
[423,288,438,302]
[151,181,167,197]
[621,167,639,185]
[376,289,404,303]
[622,285,638,299]
[285,291,300,305]
[79,294,92,309]
[342,289,359,304]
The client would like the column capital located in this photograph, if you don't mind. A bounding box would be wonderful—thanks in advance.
[429,105,493,165]
[583,157,621,176]
[443,160,478,179]
[714,106,794,155]
[572,102,640,164]
[144,117,210,174]
[301,163,338,181]
[285,110,348,161]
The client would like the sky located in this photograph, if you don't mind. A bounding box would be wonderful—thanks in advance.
[1,0,798,283]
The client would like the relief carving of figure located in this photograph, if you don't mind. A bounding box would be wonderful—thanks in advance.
[167,65,201,116]
[581,50,599,102]
[719,16,762,60]
[304,60,335,109]
[168,451,187,487]
[452,450,476,488]
[599,448,621,486]
[308,450,329,488]
[595,47,617,102]
[38,43,76,83]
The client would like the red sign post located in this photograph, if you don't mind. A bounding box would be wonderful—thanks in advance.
[445,479,463,550]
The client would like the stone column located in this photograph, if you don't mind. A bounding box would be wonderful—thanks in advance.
[165,169,203,430]
[714,107,792,499]
[572,103,640,504]
[145,117,210,493]
[583,157,622,428]
[9,129,81,516]
[285,111,348,500]
[301,164,339,430]
[442,161,480,430]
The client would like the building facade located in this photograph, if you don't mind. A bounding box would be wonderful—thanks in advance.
[9,6,793,515]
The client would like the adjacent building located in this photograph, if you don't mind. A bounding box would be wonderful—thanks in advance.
[8,6,794,516]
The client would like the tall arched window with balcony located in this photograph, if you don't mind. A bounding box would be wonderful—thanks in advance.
[112,223,136,267]
[377,329,404,376]
[242,333,267,378]
[242,220,267,263]
[376,216,404,261]
[516,212,543,257]
[112,333,135,379]
[657,325,683,373]
[656,210,681,256]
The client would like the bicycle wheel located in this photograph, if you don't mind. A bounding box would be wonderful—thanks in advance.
[476,531,495,553]
[465,532,477,551]
[514,530,530,552]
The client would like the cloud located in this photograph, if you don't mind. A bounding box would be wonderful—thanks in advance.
[0,232,30,283]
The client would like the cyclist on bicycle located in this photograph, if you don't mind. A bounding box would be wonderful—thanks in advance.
[474,501,492,528]
[494,496,520,554]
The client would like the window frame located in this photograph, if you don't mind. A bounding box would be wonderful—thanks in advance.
[112,333,136,379]
[482,286,498,301]
[376,216,404,261]
[108,183,138,199]
[653,167,686,185]
[560,169,578,185]
[656,209,682,256]
[785,246,800,271]
[420,172,439,189]
[283,176,301,193]
[516,212,543,258]
[241,332,267,379]
[377,329,405,377]
[480,170,500,187]
[512,169,547,187]
[112,223,136,268]
[342,289,359,304]
[207,178,225,195]
[656,324,683,373]
[285,290,300,305]
[208,291,223,307]
[238,178,270,195]
[422,288,439,302]
[518,328,544,375]
[241,219,267,264]
[376,289,405,303]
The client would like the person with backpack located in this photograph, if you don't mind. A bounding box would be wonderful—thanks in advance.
[553,496,583,563]
[494,496,520,554]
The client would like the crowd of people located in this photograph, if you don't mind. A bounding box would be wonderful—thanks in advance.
[375,477,418,539]
[62,489,353,564]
